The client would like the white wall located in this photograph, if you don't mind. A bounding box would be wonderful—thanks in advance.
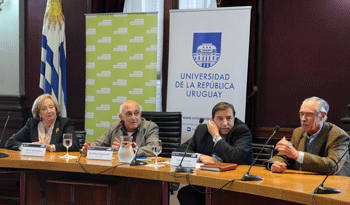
[0,0,25,96]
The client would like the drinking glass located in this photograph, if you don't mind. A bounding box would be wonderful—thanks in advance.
[59,133,77,159]
[149,140,163,167]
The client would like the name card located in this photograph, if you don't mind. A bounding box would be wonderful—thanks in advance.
[87,146,114,161]
[86,159,113,166]
[170,152,197,168]
[21,143,46,157]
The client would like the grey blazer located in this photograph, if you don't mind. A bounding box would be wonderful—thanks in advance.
[91,118,159,157]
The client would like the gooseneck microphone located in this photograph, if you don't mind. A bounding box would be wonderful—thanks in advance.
[0,113,10,158]
[130,117,153,166]
[174,118,204,173]
[241,125,280,181]
[313,146,350,194]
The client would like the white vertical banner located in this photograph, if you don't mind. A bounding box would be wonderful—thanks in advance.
[167,7,252,142]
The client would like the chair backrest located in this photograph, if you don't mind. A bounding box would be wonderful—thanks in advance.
[252,143,274,166]
[75,130,86,149]
[141,112,182,158]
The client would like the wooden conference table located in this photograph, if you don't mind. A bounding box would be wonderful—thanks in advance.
[0,149,349,205]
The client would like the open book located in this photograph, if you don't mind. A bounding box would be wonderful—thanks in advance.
[200,162,238,172]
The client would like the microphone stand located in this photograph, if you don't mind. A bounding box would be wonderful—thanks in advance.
[129,153,147,165]
[241,126,280,181]
[174,118,204,173]
[313,146,350,194]
[130,117,153,166]
[0,113,10,158]
[174,141,195,173]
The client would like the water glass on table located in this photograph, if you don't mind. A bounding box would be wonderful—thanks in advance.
[59,133,77,159]
[149,140,163,167]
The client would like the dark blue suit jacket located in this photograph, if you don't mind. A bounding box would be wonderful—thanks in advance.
[177,118,254,165]
[5,116,79,152]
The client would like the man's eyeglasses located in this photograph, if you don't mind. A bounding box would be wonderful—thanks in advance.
[298,112,318,118]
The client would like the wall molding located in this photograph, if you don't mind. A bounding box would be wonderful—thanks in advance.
[254,127,294,139]
[254,126,350,145]
[0,95,30,118]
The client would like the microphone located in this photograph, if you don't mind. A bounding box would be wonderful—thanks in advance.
[174,118,204,173]
[241,125,280,181]
[130,116,153,166]
[81,120,125,154]
[0,112,10,158]
[313,146,350,194]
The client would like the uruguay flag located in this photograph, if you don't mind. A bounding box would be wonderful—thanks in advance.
[39,0,67,117]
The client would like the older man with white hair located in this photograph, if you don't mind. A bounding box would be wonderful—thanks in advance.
[265,97,350,176]
[81,100,159,157]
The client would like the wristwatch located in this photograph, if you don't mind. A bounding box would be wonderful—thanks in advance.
[212,134,220,142]
[49,144,55,152]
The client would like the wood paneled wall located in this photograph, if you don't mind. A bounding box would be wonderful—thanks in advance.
[3,0,349,143]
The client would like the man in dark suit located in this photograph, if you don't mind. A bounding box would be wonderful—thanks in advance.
[265,97,350,176]
[176,102,254,205]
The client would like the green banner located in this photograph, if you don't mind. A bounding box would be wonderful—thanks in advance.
[85,13,158,142]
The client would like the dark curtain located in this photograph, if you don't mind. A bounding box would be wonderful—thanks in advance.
[91,0,125,13]
[218,0,260,136]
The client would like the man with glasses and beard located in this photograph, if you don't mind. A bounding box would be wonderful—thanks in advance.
[176,102,254,205]
[265,97,350,176]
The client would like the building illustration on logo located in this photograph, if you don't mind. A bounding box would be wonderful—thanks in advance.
[192,32,222,68]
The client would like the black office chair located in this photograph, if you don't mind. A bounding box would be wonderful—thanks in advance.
[141,111,182,195]
[141,111,182,158]
[75,130,86,149]
[252,143,275,166]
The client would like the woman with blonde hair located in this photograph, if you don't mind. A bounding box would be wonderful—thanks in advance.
[5,94,79,152]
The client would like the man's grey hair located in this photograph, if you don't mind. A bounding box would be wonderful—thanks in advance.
[119,101,141,116]
[119,103,124,115]
[302,96,329,122]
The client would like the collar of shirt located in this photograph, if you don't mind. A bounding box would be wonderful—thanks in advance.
[120,123,140,135]
[306,122,324,145]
